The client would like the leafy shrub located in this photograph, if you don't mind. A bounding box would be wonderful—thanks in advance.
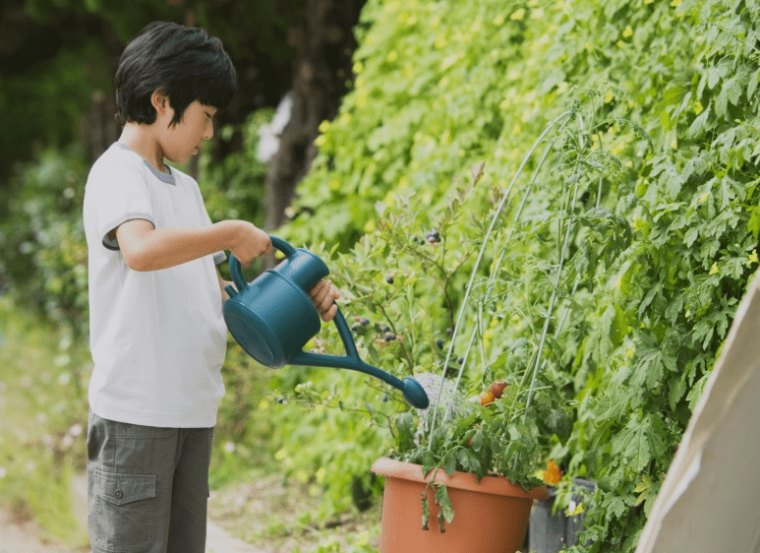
[263,0,760,550]
[0,145,90,337]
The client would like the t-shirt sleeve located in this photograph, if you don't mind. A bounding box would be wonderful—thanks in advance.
[89,163,155,251]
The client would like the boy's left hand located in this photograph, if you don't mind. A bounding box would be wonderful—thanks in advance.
[307,280,341,322]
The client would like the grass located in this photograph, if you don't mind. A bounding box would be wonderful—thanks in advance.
[0,296,90,549]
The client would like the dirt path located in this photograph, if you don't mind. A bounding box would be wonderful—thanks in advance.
[0,475,268,553]
[0,509,76,553]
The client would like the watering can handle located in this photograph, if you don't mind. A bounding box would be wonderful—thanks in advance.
[270,235,296,257]
[227,235,297,295]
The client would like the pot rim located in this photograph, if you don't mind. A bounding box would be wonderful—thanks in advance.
[371,456,549,500]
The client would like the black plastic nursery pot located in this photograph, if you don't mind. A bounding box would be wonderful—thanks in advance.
[528,478,596,553]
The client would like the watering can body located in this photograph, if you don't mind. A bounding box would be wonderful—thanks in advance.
[222,236,429,409]
[223,237,328,368]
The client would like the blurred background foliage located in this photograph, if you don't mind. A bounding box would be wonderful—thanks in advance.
[2,0,760,552]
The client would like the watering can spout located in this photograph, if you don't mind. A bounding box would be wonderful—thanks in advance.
[222,236,430,409]
[290,310,431,409]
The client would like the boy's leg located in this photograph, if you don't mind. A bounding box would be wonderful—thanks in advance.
[87,411,178,553]
[166,428,214,553]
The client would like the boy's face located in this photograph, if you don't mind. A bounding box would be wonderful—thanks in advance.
[157,99,216,164]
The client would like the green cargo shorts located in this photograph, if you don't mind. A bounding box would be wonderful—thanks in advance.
[86,411,214,553]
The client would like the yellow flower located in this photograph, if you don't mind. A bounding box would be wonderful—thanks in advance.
[510,8,526,21]
[694,101,704,114]
[748,250,758,266]
[623,25,633,38]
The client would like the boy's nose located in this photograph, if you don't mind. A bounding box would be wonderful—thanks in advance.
[204,121,214,140]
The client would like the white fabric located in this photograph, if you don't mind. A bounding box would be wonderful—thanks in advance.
[83,142,227,428]
[635,273,760,553]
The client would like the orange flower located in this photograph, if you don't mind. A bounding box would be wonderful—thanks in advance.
[543,460,562,485]
[480,391,495,406]
[488,380,508,398]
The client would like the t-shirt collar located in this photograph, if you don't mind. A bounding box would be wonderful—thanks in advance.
[115,142,176,185]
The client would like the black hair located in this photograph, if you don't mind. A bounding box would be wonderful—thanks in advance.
[115,21,237,127]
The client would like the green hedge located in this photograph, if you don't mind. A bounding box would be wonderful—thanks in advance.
[264,0,760,550]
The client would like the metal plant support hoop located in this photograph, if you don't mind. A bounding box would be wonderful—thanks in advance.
[426,109,584,442]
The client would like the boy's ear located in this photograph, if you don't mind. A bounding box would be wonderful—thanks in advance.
[151,89,170,115]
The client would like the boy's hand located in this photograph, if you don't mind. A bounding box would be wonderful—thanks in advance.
[229,221,272,265]
[307,279,341,322]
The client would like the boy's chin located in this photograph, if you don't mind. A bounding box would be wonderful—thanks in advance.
[167,152,193,165]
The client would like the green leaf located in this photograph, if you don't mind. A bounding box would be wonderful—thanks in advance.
[684,226,700,247]
[470,430,485,452]
[443,451,457,476]
[434,483,455,530]
[687,105,711,138]
[748,206,760,239]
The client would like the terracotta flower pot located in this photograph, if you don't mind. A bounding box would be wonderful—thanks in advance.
[371,457,549,553]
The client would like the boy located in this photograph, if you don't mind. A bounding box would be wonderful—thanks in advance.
[82,21,339,553]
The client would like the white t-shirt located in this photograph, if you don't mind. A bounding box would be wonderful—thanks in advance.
[83,142,228,428]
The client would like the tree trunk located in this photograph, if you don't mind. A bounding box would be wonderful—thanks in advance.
[264,0,365,232]
[83,90,119,162]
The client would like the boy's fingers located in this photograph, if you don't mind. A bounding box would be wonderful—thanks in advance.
[310,280,337,303]
[320,303,338,322]
[308,280,328,302]
[307,281,341,321]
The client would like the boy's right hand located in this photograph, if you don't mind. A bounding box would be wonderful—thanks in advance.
[229,221,272,265]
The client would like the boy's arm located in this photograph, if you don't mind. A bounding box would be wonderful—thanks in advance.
[115,218,271,272]
[116,219,342,320]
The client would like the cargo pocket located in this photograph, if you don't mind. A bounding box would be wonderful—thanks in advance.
[90,470,156,553]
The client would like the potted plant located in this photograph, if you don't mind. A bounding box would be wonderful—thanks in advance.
[370,372,567,553]
[296,157,576,551]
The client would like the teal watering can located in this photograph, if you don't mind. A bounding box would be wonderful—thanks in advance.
[223,236,429,409]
